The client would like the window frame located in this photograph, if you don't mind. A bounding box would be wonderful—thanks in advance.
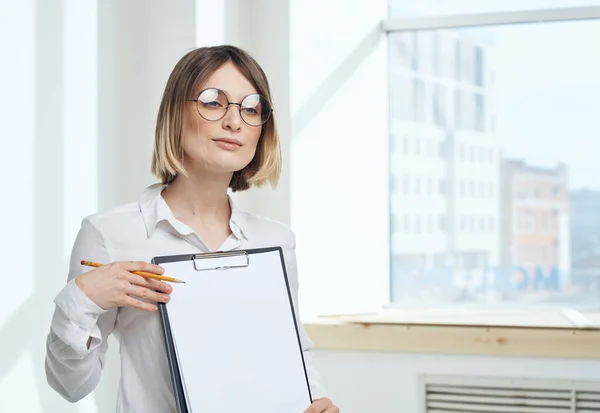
[383,5,600,326]
[382,6,600,32]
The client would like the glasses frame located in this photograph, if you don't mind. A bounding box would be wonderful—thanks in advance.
[186,88,273,127]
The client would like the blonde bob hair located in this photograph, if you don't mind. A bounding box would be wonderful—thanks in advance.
[151,45,281,192]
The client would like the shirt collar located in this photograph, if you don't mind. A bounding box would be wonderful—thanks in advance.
[139,183,250,240]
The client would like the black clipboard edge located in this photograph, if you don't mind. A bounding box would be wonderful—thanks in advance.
[153,258,188,413]
[275,248,314,404]
[153,246,313,411]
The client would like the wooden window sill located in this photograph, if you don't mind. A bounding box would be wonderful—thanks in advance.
[303,309,600,359]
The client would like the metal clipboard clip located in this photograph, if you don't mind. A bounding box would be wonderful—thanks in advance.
[192,250,250,271]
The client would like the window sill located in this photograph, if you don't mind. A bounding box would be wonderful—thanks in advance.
[303,309,600,359]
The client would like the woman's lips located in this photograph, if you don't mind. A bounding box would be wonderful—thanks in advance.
[212,138,242,150]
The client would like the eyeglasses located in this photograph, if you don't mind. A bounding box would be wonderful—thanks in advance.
[187,88,272,127]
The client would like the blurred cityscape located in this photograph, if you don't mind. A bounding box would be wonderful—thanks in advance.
[388,28,600,308]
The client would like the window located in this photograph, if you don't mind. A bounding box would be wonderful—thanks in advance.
[475,47,484,86]
[403,134,410,153]
[437,35,456,79]
[457,42,477,85]
[414,79,427,122]
[433,83,447,127]
[416,31,436,74]
[390,74,414,120]
[426,139,434,156]
[390,31,417,69]
[439,179,447,194]
[389,1,600,17]
[427,216,434,233]
[388,13,600,309]
[475,93,485,132]
[439,215,448,231]
[455,90,482,131]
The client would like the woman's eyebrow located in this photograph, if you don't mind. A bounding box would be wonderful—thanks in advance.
[210,87,259,101]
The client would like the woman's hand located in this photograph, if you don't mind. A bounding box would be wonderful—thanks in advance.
[75,261,172,311]
[304,398,339,413]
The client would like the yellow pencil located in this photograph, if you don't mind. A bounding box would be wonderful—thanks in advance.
[80,260,186,284]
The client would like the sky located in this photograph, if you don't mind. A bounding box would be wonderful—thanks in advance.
[493,20,600,190]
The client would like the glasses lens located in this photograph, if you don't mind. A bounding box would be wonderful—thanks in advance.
[240,94,271,126]
[196,88,228,121]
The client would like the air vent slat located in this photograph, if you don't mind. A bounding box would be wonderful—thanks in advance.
[429,410,492,413]
[428,393,571,407]
[578,392,600,402]
[427,385,570,399]
[427,401,570,413]
[577,401,600,409]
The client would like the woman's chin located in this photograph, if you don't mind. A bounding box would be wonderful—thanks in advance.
[212,153,253,173]
[211,159,252,175]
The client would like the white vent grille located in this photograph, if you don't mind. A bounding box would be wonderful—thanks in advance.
[421,375,600,413]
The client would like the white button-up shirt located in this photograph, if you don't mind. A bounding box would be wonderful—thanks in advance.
[45,183,326,412]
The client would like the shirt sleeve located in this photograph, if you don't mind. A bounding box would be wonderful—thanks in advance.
[45,217,118,403]
[282,231,328,401]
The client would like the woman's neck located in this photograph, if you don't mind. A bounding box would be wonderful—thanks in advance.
[162,171,232,221]
[161,171,235,251]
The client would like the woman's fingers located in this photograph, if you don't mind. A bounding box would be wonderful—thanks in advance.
[125,283,171,304]
[76,261,170,311]
[111,262,172,312]
[304,398,339,413]
[126,272,173,294]
[121,295,158,312]
[118,260,165,275]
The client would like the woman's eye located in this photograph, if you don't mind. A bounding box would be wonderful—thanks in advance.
[242,107,258,114]
[204,101,222,107]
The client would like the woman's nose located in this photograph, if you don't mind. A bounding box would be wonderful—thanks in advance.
[222,104,242,130]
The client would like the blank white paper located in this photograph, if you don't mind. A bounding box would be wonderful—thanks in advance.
[161,249,311,413]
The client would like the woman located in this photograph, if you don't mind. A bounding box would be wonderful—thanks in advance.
[45,45,338,413]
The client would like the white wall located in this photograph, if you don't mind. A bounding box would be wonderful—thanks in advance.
[0,1,196,412]
[314,349,600,413]
[1,1,52,412]
[290,0,390,319]
[1,1,99,412]
[98,0,197,209]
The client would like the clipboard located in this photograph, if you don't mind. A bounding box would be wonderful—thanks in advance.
[152,247,313,413]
